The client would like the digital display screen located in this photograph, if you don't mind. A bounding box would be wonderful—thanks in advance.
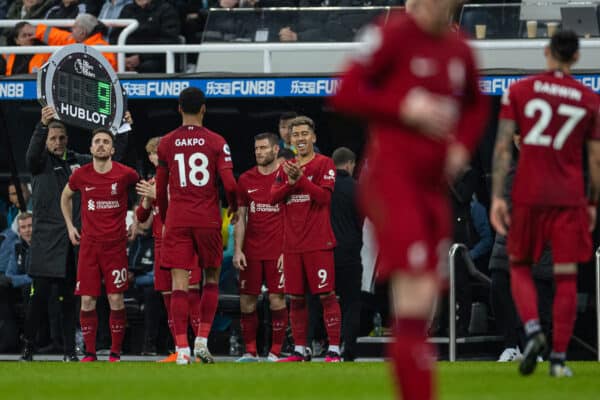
[55,70,112,115]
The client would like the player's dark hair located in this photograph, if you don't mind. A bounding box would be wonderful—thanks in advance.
[254,132,279,146]
[332,147,356,167]
[279,111,298,122]
[277,148,295,160]
[179,87,206,114]
[91,128,114,143]
[550,30,579,63]
[289,116,315,131]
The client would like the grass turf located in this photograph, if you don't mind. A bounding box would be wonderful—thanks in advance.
[0,361,599,399]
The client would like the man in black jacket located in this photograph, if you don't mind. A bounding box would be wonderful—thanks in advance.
[330,147,363,361]
[21,105,129,361]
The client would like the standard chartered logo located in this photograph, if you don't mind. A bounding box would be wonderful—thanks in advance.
[87,199,95,211]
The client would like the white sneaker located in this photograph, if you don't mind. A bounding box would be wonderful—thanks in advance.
[498,347,521,362]
[236,353,260,362]
[176,348,192,365]
[194,338,215,364]
[266,352,279,362]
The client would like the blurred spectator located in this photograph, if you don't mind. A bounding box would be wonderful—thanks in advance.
[97,0,132,39]
[6,0,57,20]
[5,181,32,229]
[2,22,50,76]
[111,0,181,72]
[6,212,33,291]
[0,227,18,278]
[0,0,8,19]
[279,0,400,42]
[34,13,117,70]
[45,0,87,19]
[278,111,298,153]
[330,147,363,361]
[469,195,493,271]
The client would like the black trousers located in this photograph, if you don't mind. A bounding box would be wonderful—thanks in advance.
[490,269,554,350]
[24,248,77,356]
[335,262,362,361]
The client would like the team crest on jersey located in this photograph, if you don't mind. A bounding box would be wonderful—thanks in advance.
[111,182,118,195]
[410,57,438,78]
[407,241,428,270]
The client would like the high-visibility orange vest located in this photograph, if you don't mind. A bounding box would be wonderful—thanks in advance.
[3,52,50,75]
[35,24,117,70]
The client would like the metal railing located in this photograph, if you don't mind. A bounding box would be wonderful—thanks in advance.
[0,19,138,73]
[3,37,600,74]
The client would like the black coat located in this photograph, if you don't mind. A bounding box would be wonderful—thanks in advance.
[25,123,129,278]
[330,169,363,266]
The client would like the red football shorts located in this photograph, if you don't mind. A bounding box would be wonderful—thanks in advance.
[154,239,201,292]
[239,259,284,295]
[508,204,592,264]
[161,226,223,271]
[361,180,451,282]
[76,237,129,296]
[283,250,335,295]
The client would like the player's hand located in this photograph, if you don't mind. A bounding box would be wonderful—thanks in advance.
[277,254,284,273]
[490,196,511,236]
[136,180,156,200]
[41,105,57,126]
[68,226,81,246]
[445,143,469,181]
[283,161,302,184]
[400,88,458,139]
[127,222,138,242]
[233,251,247,271]
[587,205,597,232]
[124,110,133,126]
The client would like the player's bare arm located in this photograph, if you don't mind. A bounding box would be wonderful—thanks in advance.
[490,118,516,235]
[587,140,600,231]
[60,184,80,245]
[232,206,248,270]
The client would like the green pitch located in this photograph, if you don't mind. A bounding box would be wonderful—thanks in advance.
[1,361,599,400]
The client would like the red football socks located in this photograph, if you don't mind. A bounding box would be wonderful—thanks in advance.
[162,293,175,342]
[80,309,98,355]
[289,298,308,347]
[391,318,435,400]
[321,293,341,347]
[553,274,577,354]
[510,264,540,336]
[270,307,288,356]
[109,308,127,356]
[197,283,219,339]
[171,290,189,348]
[241,311,258,355]
[188,289,202,335]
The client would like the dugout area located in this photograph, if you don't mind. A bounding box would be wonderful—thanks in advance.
[0,73,599,361]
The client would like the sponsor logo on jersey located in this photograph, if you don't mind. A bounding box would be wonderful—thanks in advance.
[324,169,335,181]
[286,194,311,204]
[87,199,95,211]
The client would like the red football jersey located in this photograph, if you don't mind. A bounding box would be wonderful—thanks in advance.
[271,154,337,253]
[68,161,138,240]
[157,125,233,229]
[499,71,600,206]
[237,167,282,260]
[331,13,488,187]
